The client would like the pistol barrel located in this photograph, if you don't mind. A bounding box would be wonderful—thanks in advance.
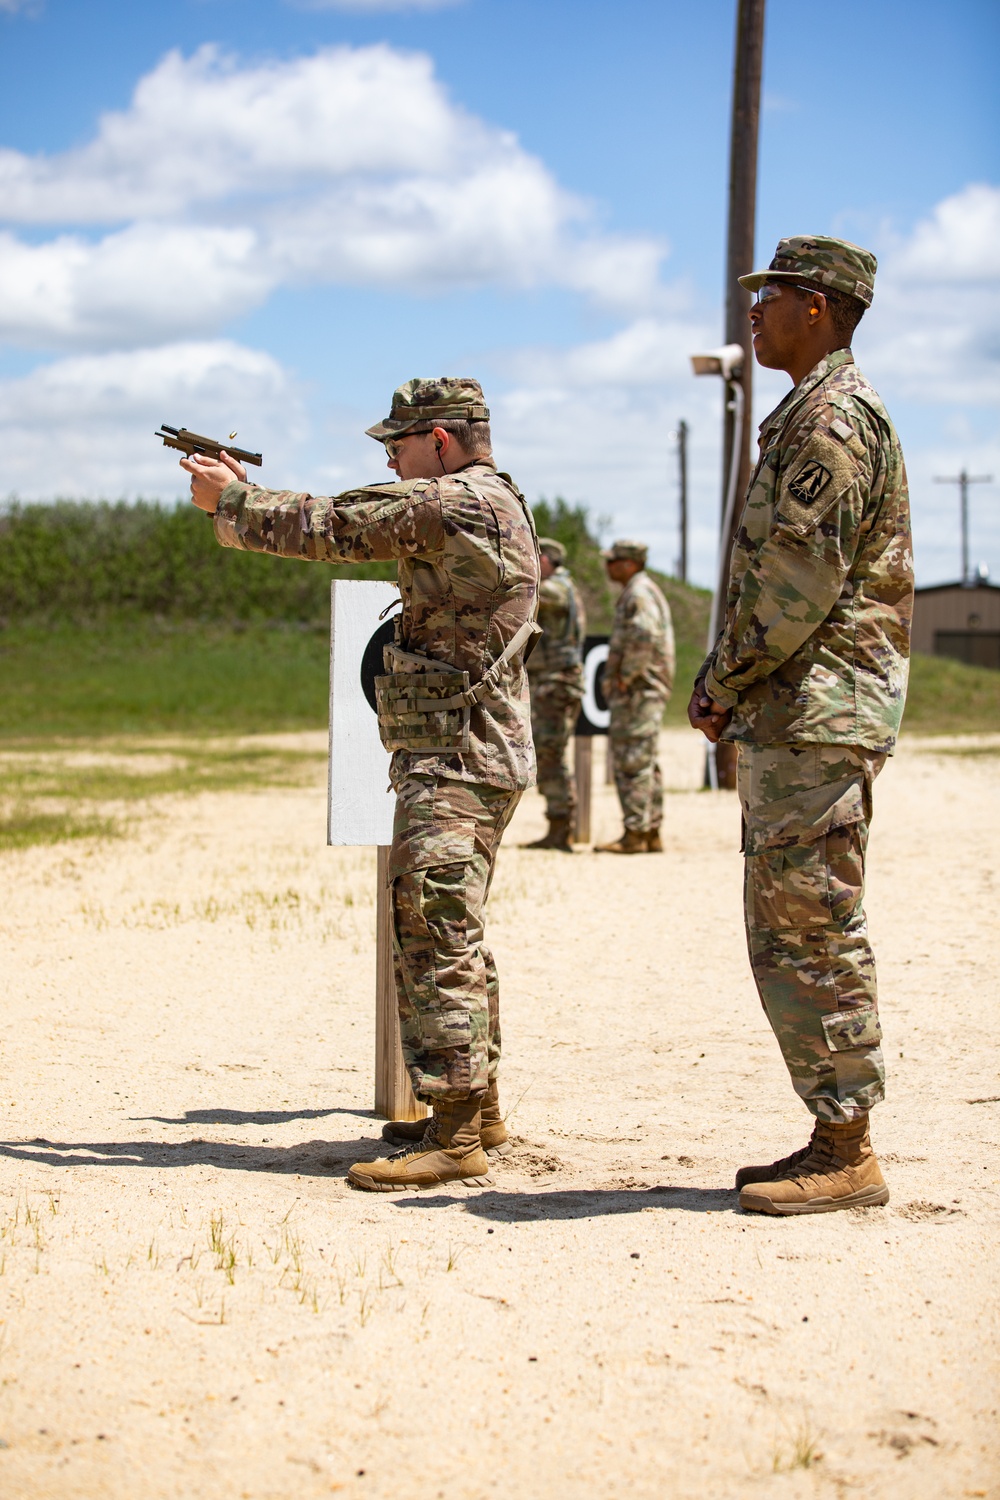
[154,424,262,467]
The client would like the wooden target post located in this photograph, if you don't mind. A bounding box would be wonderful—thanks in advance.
[572,635,610,844]
[375,847,424,1122]
[572,737,593,845]
[329,580,426,1124]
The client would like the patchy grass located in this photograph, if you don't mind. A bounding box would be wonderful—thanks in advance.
[0,743,326,801]
[918,741,1000,757]
[0,741,326,852]
[0,807,121,852]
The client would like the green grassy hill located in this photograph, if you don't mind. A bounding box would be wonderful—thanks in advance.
[0,498,994,741]
[0,496,713,738]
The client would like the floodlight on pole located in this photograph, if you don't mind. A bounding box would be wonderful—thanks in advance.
[690,343,746,381]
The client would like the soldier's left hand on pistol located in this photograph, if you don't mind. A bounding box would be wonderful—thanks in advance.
[181,450,248,512]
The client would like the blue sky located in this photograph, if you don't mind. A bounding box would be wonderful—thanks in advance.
[0,0,997,586]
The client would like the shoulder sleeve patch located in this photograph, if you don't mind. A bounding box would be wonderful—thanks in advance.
[776,429,861,536]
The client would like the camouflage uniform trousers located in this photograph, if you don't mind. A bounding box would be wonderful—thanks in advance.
[388,773,521,1104]
[609,690,668,833]
[738,743,887,1123]
[530,679,582,821]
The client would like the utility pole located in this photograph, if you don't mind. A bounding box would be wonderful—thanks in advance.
[716,0,766,789]
[677,419,688,583]
[934,470,993,585]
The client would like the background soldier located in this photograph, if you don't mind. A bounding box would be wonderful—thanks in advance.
[523,537,586,851]
[596,540,675,854]
[689,236,913,1215]
[182,378,540,1192]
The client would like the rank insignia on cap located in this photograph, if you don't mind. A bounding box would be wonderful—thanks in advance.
[788,459,832,505]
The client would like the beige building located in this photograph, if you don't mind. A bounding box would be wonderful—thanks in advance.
[911,579,1000,670]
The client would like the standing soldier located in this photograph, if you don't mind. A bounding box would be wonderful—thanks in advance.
[523,537,586,851]
[596,540,675,853]
[689,236,914,1215]
[181,378,540,1192]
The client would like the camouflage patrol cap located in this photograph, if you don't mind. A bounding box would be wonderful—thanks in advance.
[365,377,490,442]
[603,539,647,565]
[739,235,877,307]
[538,537,566,565]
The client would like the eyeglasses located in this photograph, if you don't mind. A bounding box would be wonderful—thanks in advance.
[754,282,824,306]
[383,428,432,460]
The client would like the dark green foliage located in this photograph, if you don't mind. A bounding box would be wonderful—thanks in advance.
[0,499,394,624]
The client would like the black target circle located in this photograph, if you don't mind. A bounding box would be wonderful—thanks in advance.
[360,619,396,714]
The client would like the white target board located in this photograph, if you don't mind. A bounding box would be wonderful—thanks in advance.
[327,579,398,847]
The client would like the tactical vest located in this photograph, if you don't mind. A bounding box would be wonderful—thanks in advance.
[374,468,540,753]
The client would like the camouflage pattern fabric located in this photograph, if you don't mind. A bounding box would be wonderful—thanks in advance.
[610,716,662,833]
[389,773,520,1103]
[528,564,586,820]
[215,459,540,791]
[531,683,582,821]
[738,234,877,306]
[701,350,913,752]
[606,570,674,832]
[365,377,489,441]
[738,743,886,1123]
[605,570,675,700]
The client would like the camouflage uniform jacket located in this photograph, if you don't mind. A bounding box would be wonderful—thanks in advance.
[606,570,675,702]
[702,349,913,752]
[527,565,586,688]
[214,459,540,790]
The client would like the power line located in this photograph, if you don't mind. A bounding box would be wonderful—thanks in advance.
[933,470,993,584]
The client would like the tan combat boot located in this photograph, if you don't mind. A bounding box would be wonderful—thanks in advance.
[735,1123,819,1189]
[646,828,664,852]
[522,816,573,851]
[594,829,648,854]
[382,1078,512,1158]
[738,1115,889,1216]
[348,1097,492,1192]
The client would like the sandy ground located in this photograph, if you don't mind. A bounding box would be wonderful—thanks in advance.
[0,729,997,1500]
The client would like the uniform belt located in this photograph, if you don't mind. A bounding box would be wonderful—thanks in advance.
[407,621,541,711]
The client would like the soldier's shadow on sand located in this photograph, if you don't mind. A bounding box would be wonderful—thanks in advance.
[0,1134,375,1177]
[394,1186,739,1219]
[0,1137,739,1212]
[135,1107,362,1127]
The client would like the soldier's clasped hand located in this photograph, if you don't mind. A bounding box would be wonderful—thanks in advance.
[687,681,731,743]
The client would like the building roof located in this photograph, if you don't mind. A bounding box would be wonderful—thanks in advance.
[914,579,1000,596]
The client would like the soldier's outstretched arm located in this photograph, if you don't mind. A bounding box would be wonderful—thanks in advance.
[183,455,446,564]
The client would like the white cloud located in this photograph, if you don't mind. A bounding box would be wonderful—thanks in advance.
[861,184,1000,409]
[891,183,1000,282]
[0,43,666,348]
[0,342,306,499]
[0,226,269,348]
